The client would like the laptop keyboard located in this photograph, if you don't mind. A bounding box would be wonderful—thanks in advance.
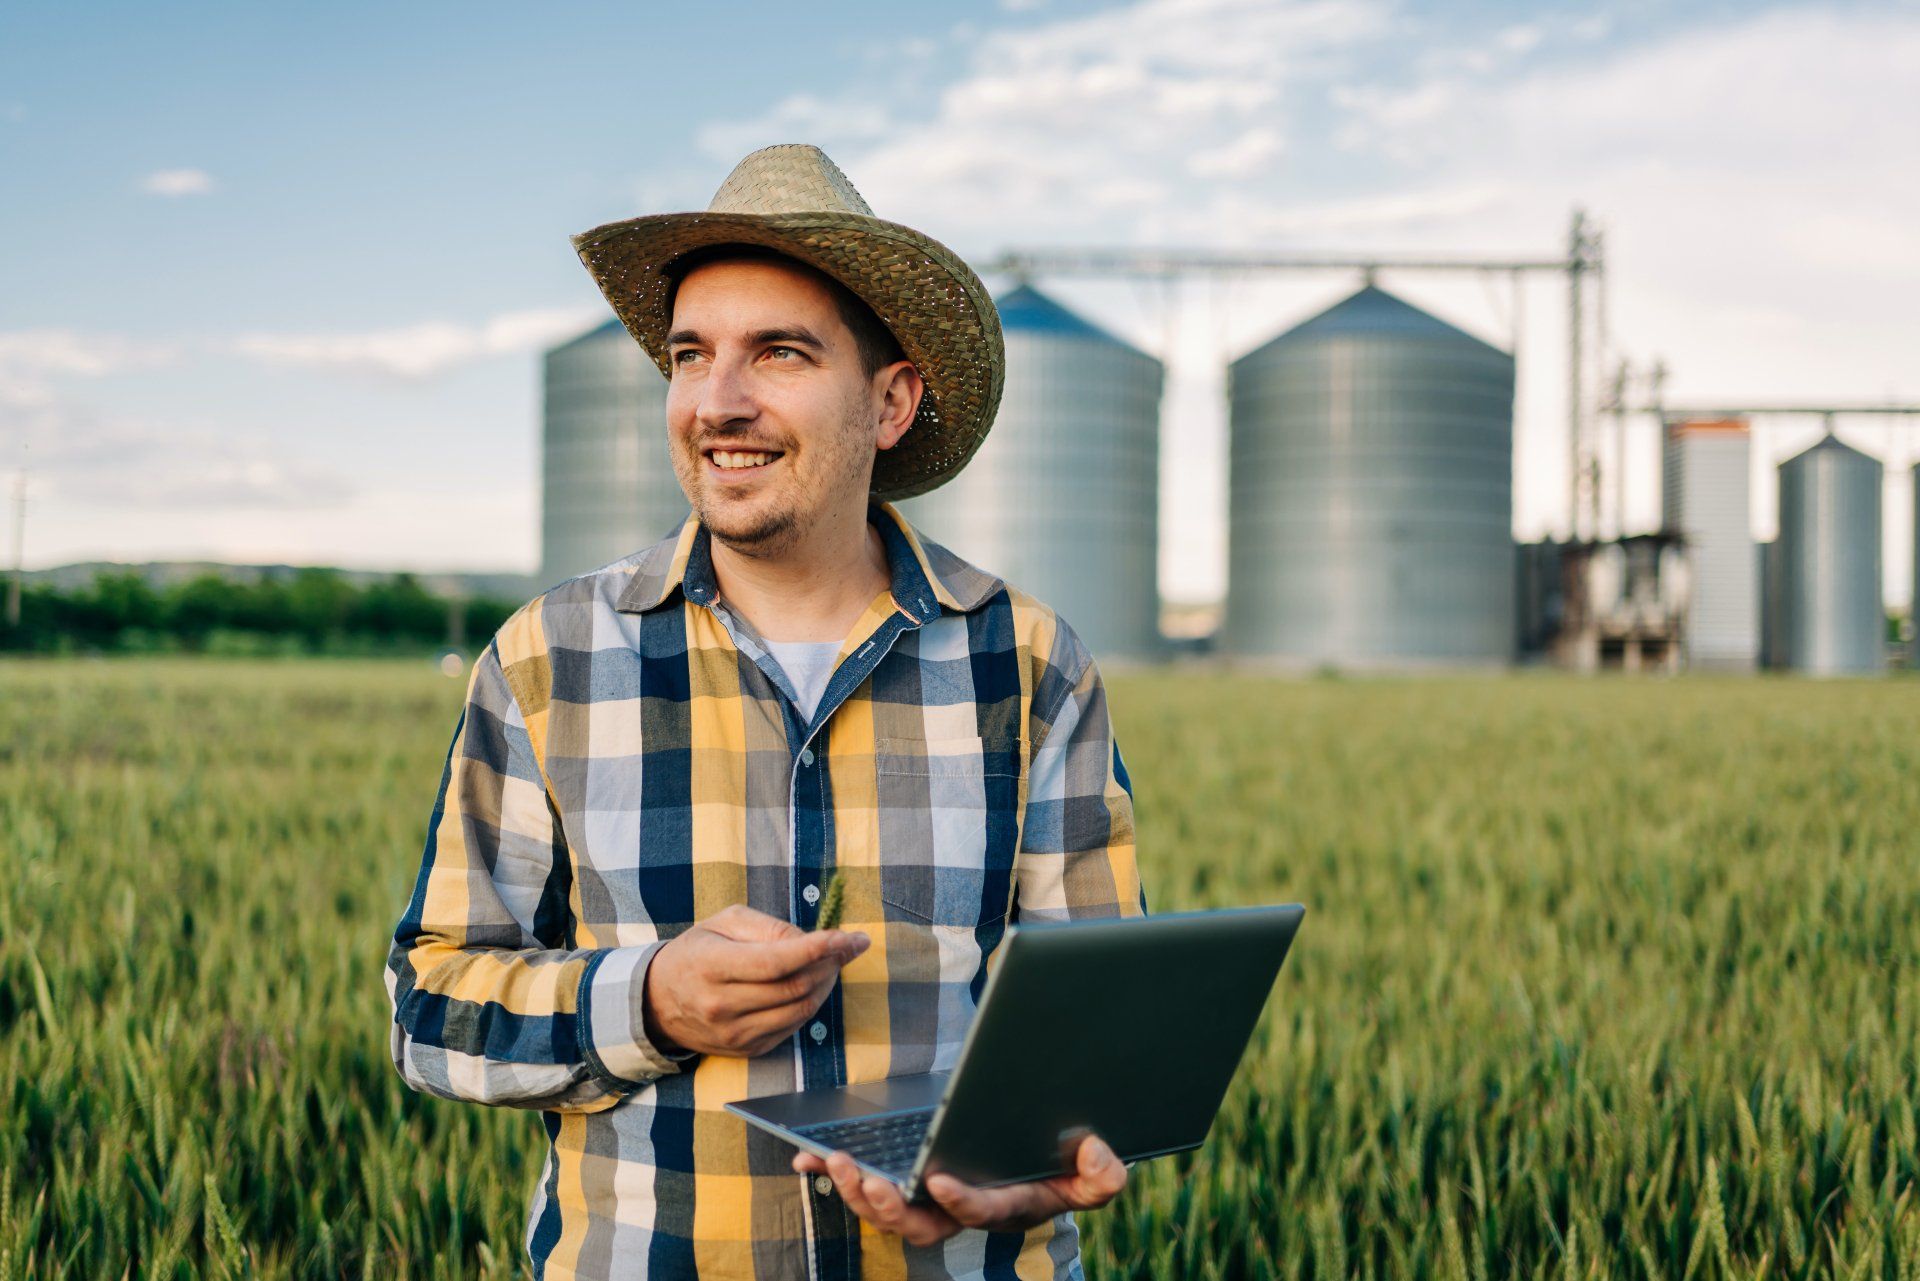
[796,1108,936,1179]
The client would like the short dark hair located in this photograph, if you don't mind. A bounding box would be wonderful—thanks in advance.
[662,242,906,379]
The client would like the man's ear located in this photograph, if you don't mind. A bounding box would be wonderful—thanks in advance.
[875,361,923,452]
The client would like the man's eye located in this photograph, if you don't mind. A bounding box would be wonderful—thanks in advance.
[672,350,701,366]
[766,346,798,361]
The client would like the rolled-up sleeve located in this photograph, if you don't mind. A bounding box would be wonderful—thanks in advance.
[1014,629,1148,924]
[384,634,692,1112]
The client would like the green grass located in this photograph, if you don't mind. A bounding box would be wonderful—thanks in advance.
[3,658,1918,1278]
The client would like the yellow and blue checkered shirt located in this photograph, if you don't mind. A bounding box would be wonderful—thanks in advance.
[386,500,1147,1280]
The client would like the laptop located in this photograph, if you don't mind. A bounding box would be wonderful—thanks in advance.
[726,903,1304,1203]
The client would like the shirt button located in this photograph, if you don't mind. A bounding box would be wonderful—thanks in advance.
[799,747,815,766]
[802,883,821,905]
[809,1021,827,1043]
[813,1174,834,1197]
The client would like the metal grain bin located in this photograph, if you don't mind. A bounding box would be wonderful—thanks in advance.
[1220,284,1515,664]
[898,283,1164,661]
[540,319,684,587]
[1663,419,1758,669]
[1776,433,1882,674]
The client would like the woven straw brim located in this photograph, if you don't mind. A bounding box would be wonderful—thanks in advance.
[571,211,1005,502]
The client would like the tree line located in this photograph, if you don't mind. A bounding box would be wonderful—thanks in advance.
[0,568,523,656]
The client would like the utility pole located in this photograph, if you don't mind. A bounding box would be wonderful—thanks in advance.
[1646,358,1670,531]
[1605,358,1630,540]
[1567,208,1589,543]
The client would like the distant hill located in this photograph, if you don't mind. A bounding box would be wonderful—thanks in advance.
[22,560,542,602]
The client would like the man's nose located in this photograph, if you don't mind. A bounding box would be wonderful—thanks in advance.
[694,352,757,429]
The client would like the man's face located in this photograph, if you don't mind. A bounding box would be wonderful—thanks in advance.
[663,258,891,555]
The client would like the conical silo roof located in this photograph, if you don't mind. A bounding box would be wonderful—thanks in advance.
[1240,283,1508,362]
[1781,431,1878,469]
[995,282,1143,351]
[548,315,630,357]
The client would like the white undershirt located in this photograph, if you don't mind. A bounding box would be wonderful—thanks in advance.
[763,638,843,725]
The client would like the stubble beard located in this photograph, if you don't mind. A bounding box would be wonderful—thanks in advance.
[680,404,873,560]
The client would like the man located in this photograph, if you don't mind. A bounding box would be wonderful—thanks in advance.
[386,143,1147,1281]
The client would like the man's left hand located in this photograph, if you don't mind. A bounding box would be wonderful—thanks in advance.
[790,1133,1128,1247]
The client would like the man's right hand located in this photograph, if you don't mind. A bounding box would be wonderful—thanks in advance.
[642,903,870,1060]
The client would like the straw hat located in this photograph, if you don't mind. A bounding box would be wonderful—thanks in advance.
[570,144,1005,502]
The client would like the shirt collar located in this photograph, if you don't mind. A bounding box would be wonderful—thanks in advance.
[614,499,1005,620]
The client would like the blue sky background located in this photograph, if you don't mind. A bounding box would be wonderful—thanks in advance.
[5,0,1919,602]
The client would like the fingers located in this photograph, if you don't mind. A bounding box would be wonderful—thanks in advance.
[923,1173,1035,1229]
[727,983,841,1056]
[823,1152,883,1222]
[705,904,867,960]
[793,1142,1121,1238]
[820,1152,960,1248]
[726,929,869,983]
[702,903,804,943]
[657,906,872,1059]
[1059,1135,1127,1207]
[721,953,844,1016]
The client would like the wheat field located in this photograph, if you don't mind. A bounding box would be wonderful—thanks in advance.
[3,658,1917,1279]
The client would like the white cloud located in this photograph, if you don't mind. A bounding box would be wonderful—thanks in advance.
[141,168,214,197]
[0,330,178,378]
[10,407,355,512]
[735,0,1391,248]
[1331,81,1459,156]
[1495,22,1543,56]
[231,306,601,379]
[1188,126,1286,179]
[1324,7,1920,396]
[0,307,594,402]
[0,329,179,407]
[27,471,533,573]
[1570,15,1612,43]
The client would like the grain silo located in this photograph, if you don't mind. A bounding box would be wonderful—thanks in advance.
[898,283,1164,661]
[1776,433,1882,674]
[540,319,685,587]
[1663,419,1758,669]
[1220,283,1515,664]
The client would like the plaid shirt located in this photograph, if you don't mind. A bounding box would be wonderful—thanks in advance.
[386,500,1147,1281]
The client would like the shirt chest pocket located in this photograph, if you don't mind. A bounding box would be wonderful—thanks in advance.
[872,735,1027,930]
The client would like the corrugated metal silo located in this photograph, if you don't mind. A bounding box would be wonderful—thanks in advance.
[540,319,685,586]
[898,283,1164,660]
[1663,419,1757,669]
[1221,284,1515,663]
[1776,434,1882,674]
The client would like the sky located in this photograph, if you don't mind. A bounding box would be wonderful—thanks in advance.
[4,0,1919,605]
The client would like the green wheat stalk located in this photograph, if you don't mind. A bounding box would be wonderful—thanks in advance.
[813,871,847,932]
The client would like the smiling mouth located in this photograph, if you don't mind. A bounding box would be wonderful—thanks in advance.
[704,447,786,473]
